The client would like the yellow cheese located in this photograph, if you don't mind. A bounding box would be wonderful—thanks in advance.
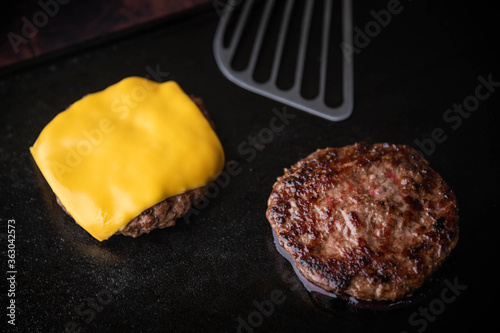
[30,77,225,241]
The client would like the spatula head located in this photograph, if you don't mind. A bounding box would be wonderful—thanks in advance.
[213,0,353,121]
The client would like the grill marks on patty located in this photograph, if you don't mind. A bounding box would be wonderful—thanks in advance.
[266,142,459,301]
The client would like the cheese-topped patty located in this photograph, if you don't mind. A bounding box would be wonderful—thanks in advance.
[30,77,225,241]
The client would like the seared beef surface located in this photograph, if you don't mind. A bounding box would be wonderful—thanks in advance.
[266,142,459,301]
[117,187,206,237]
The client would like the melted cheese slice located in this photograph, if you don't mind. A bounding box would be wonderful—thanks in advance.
[30,77,225,241]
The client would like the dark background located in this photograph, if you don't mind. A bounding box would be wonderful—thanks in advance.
[1,0,498,332]
[0,0,211,71]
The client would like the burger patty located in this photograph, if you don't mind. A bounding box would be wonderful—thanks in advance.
[266,142,459,301]
[57,95,214,238]
[116,186,206,237]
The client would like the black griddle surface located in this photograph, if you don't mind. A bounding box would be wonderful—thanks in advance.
[1,1,498,332]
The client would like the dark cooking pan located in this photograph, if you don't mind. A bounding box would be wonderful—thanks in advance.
[0,0,498,332]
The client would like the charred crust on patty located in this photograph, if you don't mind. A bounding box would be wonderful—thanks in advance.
[116,187,206,237]
[266,142,459,301]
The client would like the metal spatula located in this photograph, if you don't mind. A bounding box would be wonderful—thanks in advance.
[213,0,353,121]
